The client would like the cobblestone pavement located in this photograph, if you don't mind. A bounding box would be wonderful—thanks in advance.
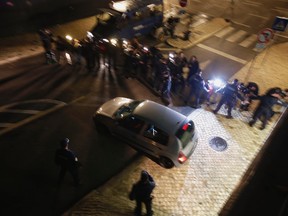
[63,102,279,216]
[1,11,287,216]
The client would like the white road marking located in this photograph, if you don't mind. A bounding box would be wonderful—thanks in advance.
[239,34,257,47]
[243,1,262,6]
[215,26,235,38]
[0,99,67,136]
[226,30,248,43]
[249,13,269,20]
[197,43,248,64]
[2,109,40,114]
[275,33,288,39]
[232,21,251,28]
[272,7,288,12]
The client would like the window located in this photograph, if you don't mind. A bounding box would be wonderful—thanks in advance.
[175,120,195,148]
[143,124,169,145]
[119,116,144,133]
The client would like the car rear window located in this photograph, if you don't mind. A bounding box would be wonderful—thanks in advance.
[175,120,195,148]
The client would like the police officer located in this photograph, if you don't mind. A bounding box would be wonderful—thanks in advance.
[186,70,208,108]
[130,170,156,216]
[249,88,288,130]
[213,79,243,118]
[152,55,166,92]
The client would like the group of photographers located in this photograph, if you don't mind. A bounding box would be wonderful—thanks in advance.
[121,39,288,130]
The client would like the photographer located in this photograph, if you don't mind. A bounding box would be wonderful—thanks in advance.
[249,88,288,130]
[239,82,259,111]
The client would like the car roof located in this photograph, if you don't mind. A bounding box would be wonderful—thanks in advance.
[133,100,187,134]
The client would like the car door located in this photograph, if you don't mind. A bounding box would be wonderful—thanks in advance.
[113,115,145,148]
[138,123,170,157]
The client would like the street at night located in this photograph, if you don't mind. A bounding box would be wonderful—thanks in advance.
[1,0,288,216]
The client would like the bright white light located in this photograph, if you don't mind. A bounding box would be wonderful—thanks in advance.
[213,78,226,88]
[87,31,94,39]
[65,52,72,65]
[169,53,174,58]
[103,38,109,43]
[143,47,149,52]
[65,35,73,41]
[112,1,128,12]
[110,38,118,46]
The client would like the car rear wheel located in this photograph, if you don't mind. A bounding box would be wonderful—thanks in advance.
[159,156,174,169]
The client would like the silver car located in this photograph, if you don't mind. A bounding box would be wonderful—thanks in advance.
[93,97,198,168]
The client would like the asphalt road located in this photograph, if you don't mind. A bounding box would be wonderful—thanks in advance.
[0,63,166,215]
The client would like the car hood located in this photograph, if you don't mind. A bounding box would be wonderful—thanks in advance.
[96,97,133,117]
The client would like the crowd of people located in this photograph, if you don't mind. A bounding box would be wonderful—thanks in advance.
[38,28,288,130]
[38,28,117,73]
[121,38,288,130]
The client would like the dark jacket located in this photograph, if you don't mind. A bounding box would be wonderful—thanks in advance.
[131,173,155,201]
[55,148,77,168]
[222,83,244,101]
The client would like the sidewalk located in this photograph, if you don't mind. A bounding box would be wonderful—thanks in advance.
[61,17,287,216]
[1,14,288,216]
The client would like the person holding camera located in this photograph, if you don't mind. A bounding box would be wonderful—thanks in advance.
[129,170,156,216]
[239,82,259,111]
[54,138,81,187]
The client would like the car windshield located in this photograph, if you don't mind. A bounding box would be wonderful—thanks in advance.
[114,100,142,119]
[175,120,195,148]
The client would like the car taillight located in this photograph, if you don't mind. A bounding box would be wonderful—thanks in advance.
[178,151,187,164]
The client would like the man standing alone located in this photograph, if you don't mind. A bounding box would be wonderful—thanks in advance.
[54,138,81,187]
[130,170,156,216]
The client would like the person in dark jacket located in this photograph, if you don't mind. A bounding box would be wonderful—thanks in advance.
[213,79,244,118]
[249,88,288,130]
[187,55,200,82]
[185,70,208,108]
[239,82,259,111]
[130,170,156,216]
[38,28,57,64]
[54,138,81,187]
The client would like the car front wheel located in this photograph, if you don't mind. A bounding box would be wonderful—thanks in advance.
[159,156,174,169]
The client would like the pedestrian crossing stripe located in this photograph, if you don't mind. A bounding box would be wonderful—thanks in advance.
[226,30,248,43]
[215,26,258,48]
[239,34,257,47]
[215,26,235,38]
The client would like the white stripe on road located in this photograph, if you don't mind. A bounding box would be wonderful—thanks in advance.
[215,26,235,38]
[249,13,269,20]
[272,7,288,12]
[243,1,262,6]
[197,43,248,64]
[232,21,251,28]
[226,30,248,43]
[275,33,288,39]
[1,109,40,114]
[239,34,257,47]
